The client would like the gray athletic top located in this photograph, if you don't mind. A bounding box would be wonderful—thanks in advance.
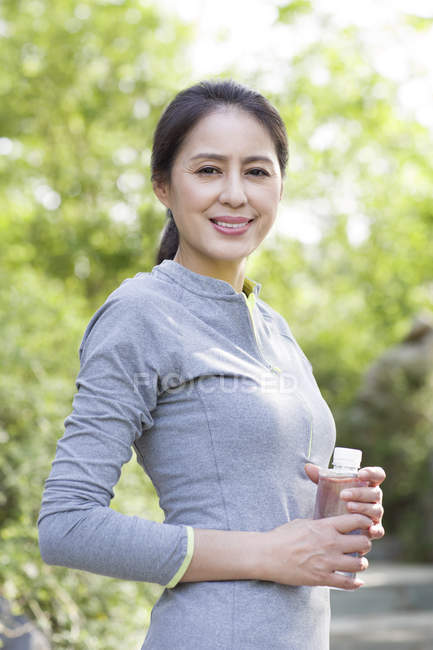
[38,259,336,649]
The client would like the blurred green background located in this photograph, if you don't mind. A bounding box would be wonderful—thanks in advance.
[1,0,432,647]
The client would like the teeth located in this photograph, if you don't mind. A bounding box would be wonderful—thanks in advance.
[214,221,249,228]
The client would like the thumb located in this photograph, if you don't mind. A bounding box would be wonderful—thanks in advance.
[304,463,320,484]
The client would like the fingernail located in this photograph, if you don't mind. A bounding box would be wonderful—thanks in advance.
[340,490,353,499]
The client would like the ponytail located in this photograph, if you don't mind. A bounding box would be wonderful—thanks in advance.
[155,209,179,265]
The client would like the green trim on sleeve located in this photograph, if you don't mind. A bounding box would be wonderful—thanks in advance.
[165,525,195,589]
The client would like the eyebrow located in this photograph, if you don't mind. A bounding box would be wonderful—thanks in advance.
[190,153,275,165]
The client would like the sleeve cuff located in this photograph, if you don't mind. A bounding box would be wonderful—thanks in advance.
[165,525,194,589]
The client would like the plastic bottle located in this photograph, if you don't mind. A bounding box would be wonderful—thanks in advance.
[313,447,367,581]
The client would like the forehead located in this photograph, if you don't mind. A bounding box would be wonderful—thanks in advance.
[178,107,277,160]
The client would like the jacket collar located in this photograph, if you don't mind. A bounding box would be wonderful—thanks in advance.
[152,260,261,299]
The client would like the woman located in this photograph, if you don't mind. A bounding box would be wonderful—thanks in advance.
[38,80,385,649]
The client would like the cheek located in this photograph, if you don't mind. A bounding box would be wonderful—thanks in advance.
[257,213,277,237]
[252,185,281,214]
[178,180,215,210]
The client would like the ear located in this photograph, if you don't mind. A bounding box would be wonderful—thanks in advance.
[279,179,284,200]
[152,178,171,210]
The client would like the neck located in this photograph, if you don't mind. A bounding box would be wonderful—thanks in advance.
[173,248,247,293]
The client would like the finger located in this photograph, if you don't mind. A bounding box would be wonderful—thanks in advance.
[336,554,369,574]
[328,571,365,590]
[340,533,372,556]
[367,523,385,540]
[340,486,383,504]
[346,501,384,522]
[358,466,386,486]
[331,514,372,534]
[304,463,320,484]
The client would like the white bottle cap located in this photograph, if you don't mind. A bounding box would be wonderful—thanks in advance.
[333,447,362,469]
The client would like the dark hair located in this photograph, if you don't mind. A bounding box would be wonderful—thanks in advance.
[152,79,288,265]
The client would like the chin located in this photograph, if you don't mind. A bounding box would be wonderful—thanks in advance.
[206,245,254,261]
[208,253,250,265]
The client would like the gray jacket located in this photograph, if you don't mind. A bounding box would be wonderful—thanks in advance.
[38,260,336,649]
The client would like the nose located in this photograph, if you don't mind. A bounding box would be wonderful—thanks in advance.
[219,172,247,208]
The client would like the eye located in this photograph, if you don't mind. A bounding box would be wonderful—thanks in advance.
[247,168,270,177]
[196,166,220,175]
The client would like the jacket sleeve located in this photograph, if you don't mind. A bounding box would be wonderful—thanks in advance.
[37,291,194,587]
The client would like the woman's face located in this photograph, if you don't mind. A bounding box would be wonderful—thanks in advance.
[153,107,283,277]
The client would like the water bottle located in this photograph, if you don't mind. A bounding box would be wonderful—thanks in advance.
[313,447,367,581]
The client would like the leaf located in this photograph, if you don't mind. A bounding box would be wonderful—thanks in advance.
[277,0,313,24]
[404,13,433,30]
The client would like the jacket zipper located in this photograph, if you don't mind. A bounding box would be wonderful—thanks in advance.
[242,292,314,458]
[241,293,281,375]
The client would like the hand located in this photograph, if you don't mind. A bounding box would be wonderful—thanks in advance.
[345,466,385,540]
[262,514,372,590]
[305,463,386,541]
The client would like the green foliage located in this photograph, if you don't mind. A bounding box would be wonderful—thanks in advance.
[277,0,312,23]
[0,0,192,305]
[404,13,433,30]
